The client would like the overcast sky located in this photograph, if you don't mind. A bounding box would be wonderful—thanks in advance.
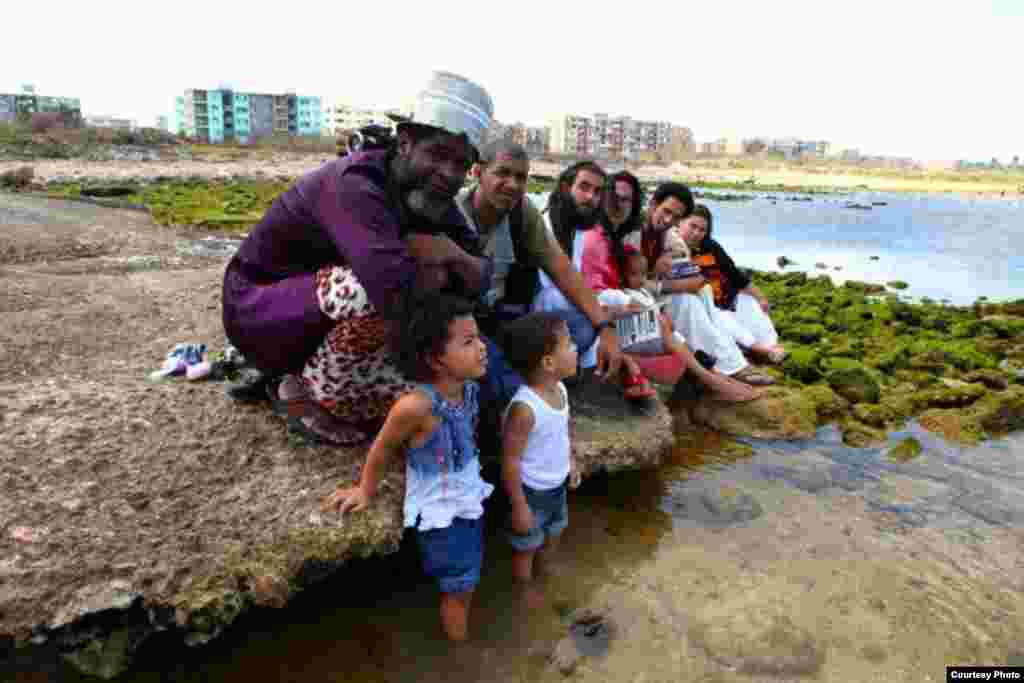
[4,0,1021,162]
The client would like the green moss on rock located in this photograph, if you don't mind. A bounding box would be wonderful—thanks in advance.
[783,348,824,382]
[801,384,848,420]
[852,403,894,428]
[887,437,923,462]
[825,361,882,404]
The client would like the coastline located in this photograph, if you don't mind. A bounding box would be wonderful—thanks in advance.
[2,155,1023,678]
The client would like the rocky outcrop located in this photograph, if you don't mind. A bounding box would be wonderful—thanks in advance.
[2,376,673,680]
[687,387,817,440]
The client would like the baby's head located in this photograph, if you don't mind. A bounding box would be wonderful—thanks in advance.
[499,312,577,382]
[622,246,648,291]
[395,294,487,383]
[664,226,690,259]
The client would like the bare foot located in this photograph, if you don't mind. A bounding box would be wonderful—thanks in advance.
[707,376,763,403]
[748,344,787,365]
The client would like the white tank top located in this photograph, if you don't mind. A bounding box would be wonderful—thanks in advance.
[504,382,571,490]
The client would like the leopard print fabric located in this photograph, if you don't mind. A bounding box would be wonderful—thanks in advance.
[301,265,414,432]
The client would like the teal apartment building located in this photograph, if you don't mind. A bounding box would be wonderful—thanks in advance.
[173,88,321,144]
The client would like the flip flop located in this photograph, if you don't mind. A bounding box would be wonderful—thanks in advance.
[622,372,657,400]
[286,415,369,447]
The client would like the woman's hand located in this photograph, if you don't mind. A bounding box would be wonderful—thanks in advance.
[321,486,370,515]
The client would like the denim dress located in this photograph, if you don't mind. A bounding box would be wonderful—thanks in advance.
[403,381,494,531]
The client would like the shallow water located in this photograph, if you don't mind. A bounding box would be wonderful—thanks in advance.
[15,424,1024,682]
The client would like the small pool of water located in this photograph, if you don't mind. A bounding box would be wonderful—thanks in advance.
[15,424,1024,682]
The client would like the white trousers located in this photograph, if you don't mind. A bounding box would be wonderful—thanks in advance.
[716,293,780,348]
[662,287,749,376]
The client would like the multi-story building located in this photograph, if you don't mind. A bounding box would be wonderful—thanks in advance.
[0,90,81,124]
[84,115,135,130]
[767,137,830,159]
[548,111,674,158]
[0,95,15,123]
[322,101,401,138]
[175,88,321,144]
[548,113,595,156]
[296,96,322,137]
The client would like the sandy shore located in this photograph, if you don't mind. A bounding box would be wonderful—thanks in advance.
[3,152,1022,197]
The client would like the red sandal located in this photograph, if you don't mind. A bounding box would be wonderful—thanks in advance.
[621,371,657,400]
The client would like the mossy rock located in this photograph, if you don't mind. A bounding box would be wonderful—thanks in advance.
[963,369,1010,391]
[785,324,827,345]
[974,388,1024,434]
[852,403,894,428]
[843,280,886,295]
[887,437,923,462]
[908,350,950,374]
[879,393,918,422]
[917,382,987,409]
[918,409,982,444]
[840,419,887,447]
[793,306,824,323]
[822,335,863,359]
[801,384,847,420]
[886,281,909,290]
[892,369,940,388]
[869,344,911,373]
[907,339,996,371]
[825,361,882,404]
[889,302,923,327]
[783,348,824,382]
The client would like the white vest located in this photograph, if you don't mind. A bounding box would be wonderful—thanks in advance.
[504,383,571,490]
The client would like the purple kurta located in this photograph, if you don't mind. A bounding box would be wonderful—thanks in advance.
[222,150,475,373]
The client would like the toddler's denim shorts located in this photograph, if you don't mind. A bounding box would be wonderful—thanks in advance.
[415,516,484,594]
[507,479,568,552]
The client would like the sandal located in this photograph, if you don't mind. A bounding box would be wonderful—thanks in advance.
[622,372,657,400]
[268,376,371,447]
[286,415,369,447]
[733,367,776,386]
[266,375,310,418]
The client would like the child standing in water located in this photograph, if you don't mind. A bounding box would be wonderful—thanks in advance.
[499,313,582,605]
[322,295,493,641]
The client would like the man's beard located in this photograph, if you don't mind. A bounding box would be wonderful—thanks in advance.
[392,155,455,224]
[556,190,596,229]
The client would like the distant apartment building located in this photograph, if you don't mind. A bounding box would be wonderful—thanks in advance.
[173,88,322,144]
[699,137,742,156]
[322,101,402,138]
[548,112,673,159]
[767,137,830,159]
[85,115,135,130]
[0,90,81,125]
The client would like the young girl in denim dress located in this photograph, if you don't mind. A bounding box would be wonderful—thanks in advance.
[323,295,493,641]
